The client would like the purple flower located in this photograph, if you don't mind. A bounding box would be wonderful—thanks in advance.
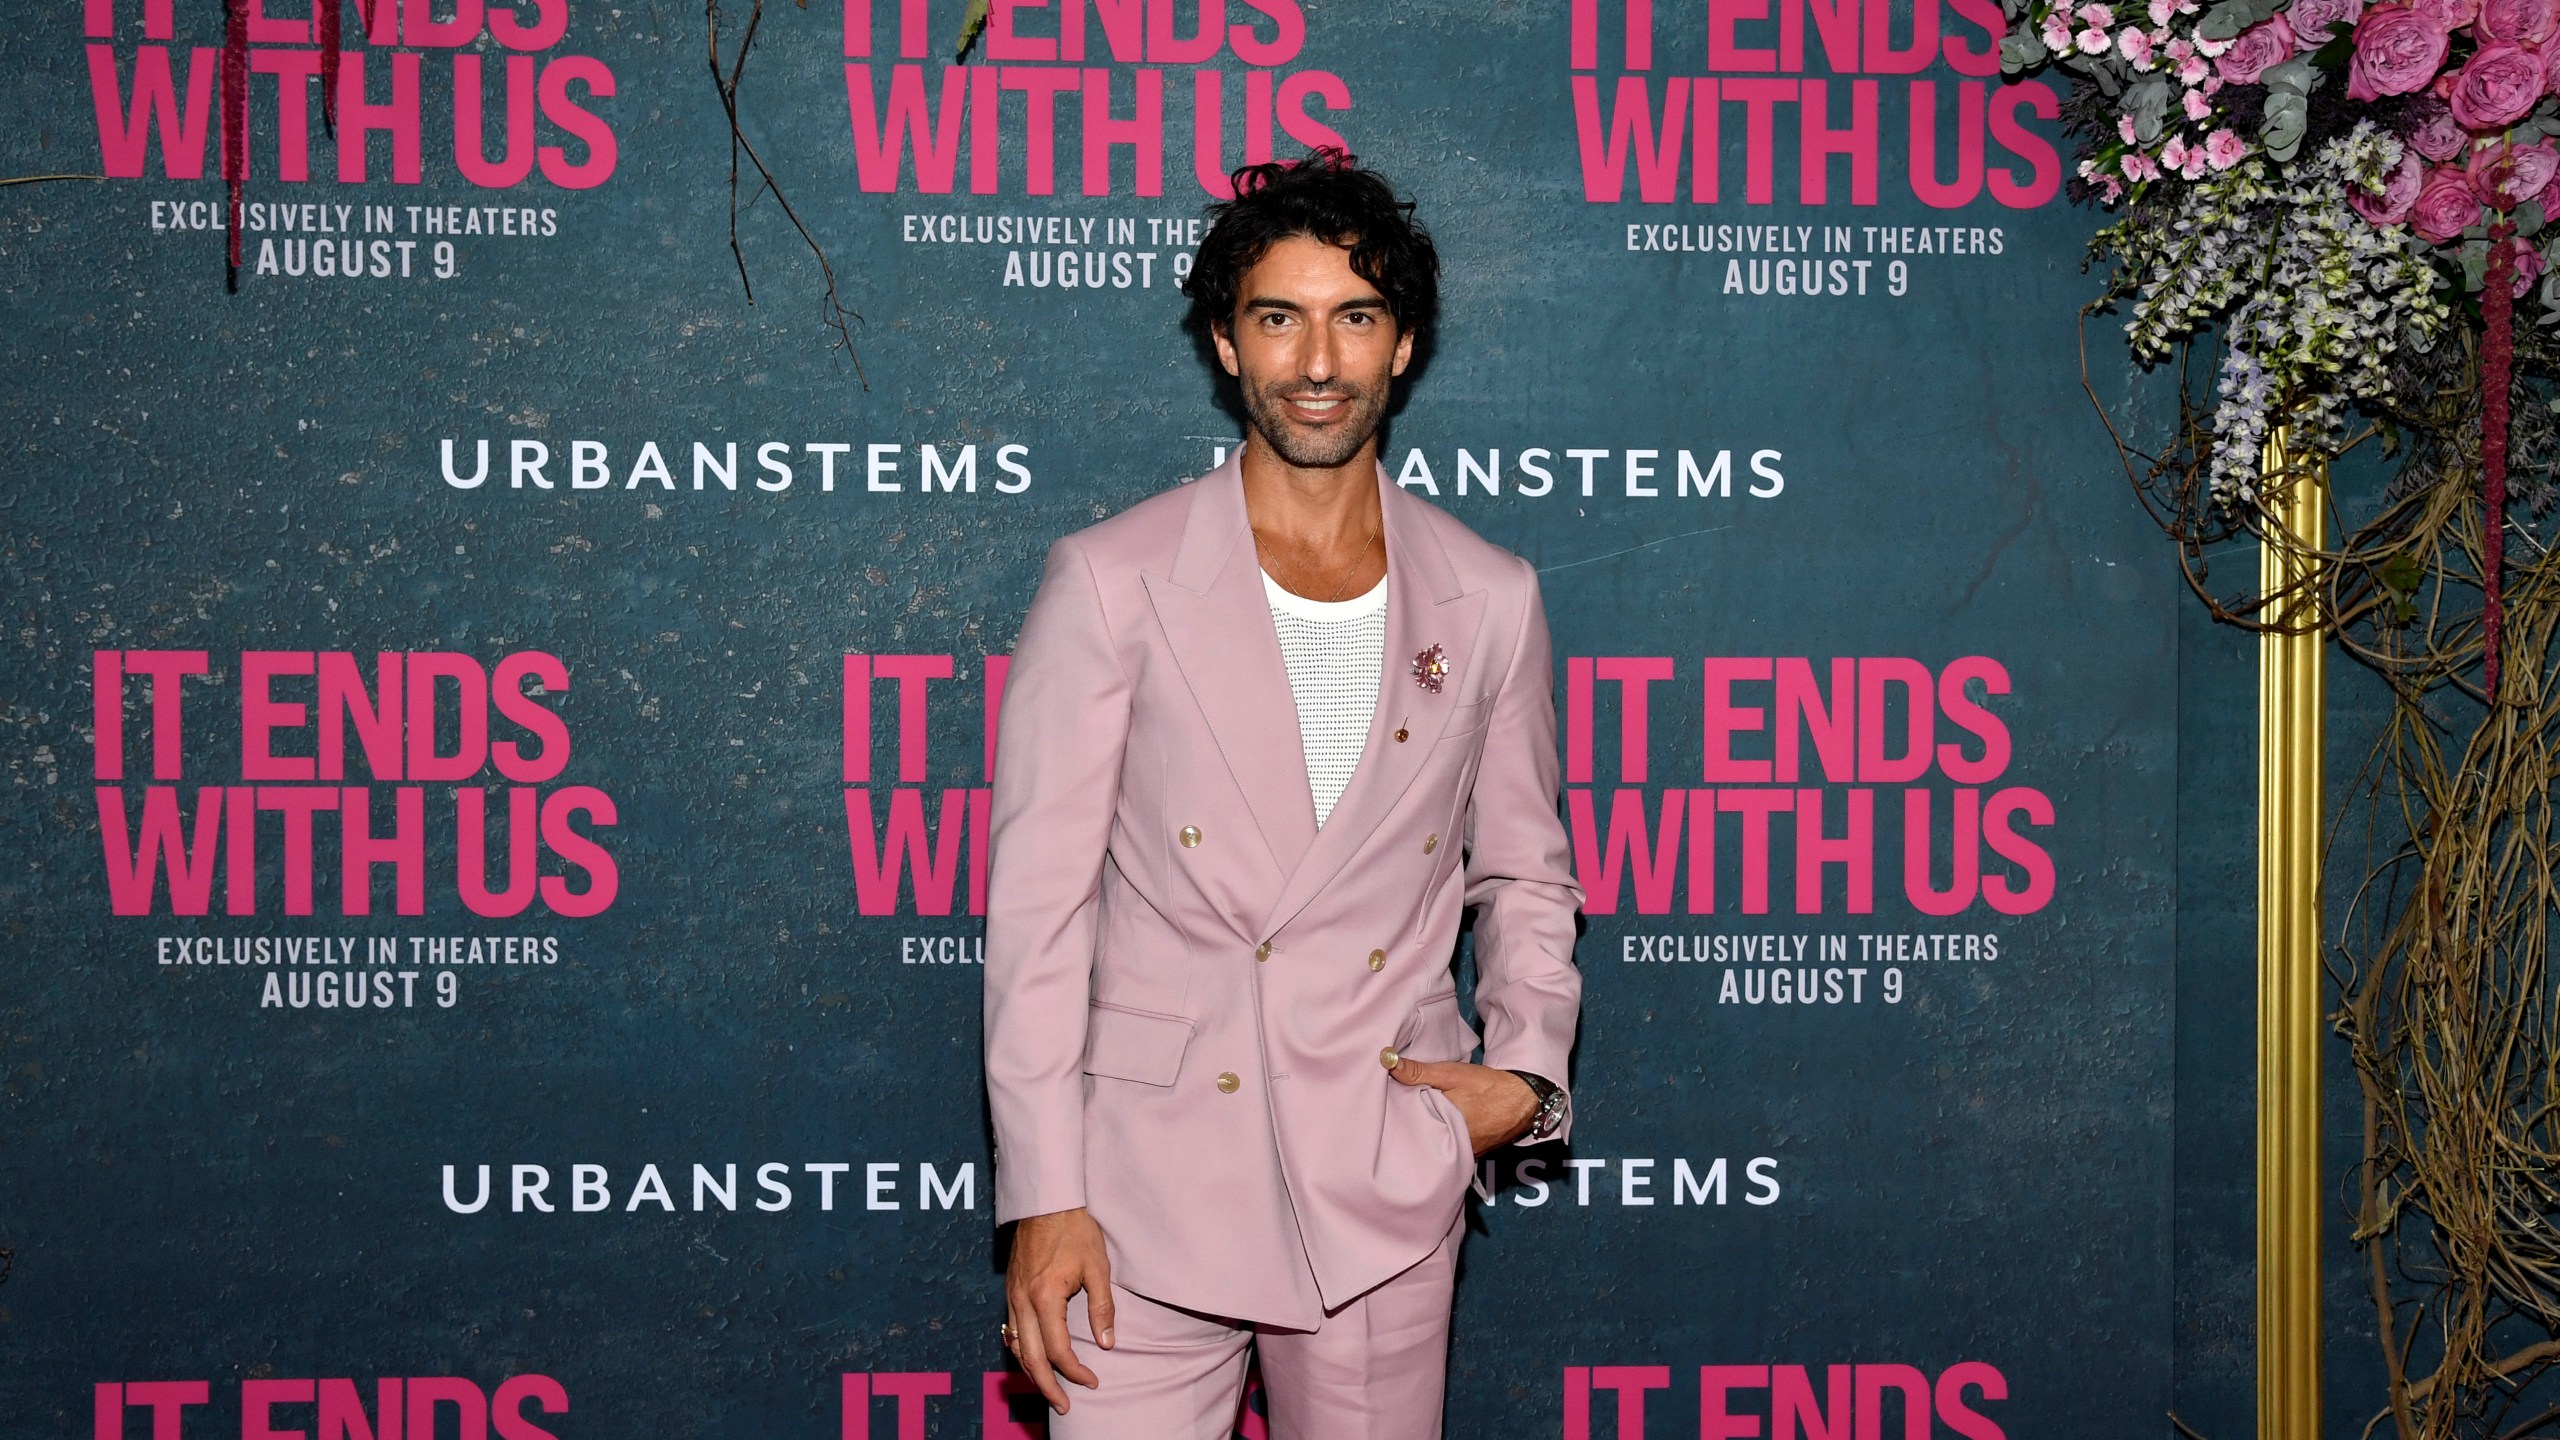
[2412,163,2487,239]
[2479,0,2560,42]
[2466,135,2560,205]
[2217,14,2297,80]
[2404,97,2469,159]
[2350,147,2427,222]
[2449,42,2547,130]
[2348,4,2452,100]
[2289,0,2367,45]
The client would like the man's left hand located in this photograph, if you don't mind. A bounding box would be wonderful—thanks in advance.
[1388,1058,1539,1156]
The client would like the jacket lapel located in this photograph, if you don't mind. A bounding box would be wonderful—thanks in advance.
[1141,457,1319,881]
[1255,465,1487,939]
[1142,455,1491,937]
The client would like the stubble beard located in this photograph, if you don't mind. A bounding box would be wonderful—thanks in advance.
[1240,374,1391,471]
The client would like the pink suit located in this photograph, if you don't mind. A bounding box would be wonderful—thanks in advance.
[982,454,1584,1432]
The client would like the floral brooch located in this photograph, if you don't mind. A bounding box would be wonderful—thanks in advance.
[1410,643,1449,693]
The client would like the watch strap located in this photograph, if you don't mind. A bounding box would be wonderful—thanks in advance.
[1507,1068,1567,1142]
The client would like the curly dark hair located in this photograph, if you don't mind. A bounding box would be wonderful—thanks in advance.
[1181,148,1440,341]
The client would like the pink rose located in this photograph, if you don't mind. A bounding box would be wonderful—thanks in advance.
[2412,163,2487,239]
[2405,98,2468,159]
[2410,0,2478,26]
[2510,235,2549,295]
[2289,0,2367,44]
[2449,42,2547,129]
[2348,5,2453,100]
[2217,14,2297,80]
[2480,0,2560,41]
[2351,148,2427,222]
[2542,42,2560,94]
[2467,136,2560,204]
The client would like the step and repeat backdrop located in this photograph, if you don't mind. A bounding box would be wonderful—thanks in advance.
[2,1,2174,1435]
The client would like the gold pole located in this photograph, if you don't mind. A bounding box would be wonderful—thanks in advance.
[2258,425,2324,1440]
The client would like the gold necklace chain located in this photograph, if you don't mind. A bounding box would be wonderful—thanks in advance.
[1256,521,1379,604]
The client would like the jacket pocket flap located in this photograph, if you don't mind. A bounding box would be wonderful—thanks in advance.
[1400,990,1479,1062]
[1083,1001,1194,1086]
[1441,695,1493,736]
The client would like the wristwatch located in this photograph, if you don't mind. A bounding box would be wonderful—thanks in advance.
[1506,1069,1568,1143]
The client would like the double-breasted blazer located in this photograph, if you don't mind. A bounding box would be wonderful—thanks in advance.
[982,452,1585,1329]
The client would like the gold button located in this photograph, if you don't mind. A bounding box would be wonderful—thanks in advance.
[1394,726,1409,742]
[1216,1071,1240,1093]
[1178,825,1201,848]
[1379,1046,1401,1070]
[1422,832,1438,854]
[1368,948,1386,971]
[1255,941,1272,961]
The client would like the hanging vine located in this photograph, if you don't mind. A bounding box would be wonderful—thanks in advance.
[705,0,868,383]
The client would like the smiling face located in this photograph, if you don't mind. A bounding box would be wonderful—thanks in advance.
[1212,234,1417,473]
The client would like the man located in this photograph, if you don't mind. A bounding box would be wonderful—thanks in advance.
[981,150,1584,1438]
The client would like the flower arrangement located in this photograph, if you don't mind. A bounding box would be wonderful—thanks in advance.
[2004,0,2560,1431]
[1998,0,2560,688]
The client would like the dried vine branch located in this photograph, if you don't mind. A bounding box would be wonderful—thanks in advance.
[2089,300,2560,1440]
[705,0,867,385]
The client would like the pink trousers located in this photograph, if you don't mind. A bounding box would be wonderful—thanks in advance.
[1047,1217,1462,1440]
